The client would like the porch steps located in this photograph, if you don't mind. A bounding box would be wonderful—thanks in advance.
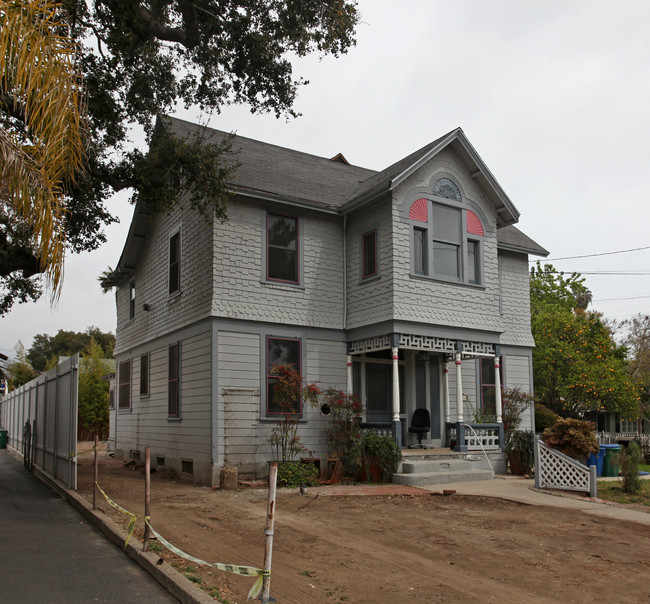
[392,459,494,487]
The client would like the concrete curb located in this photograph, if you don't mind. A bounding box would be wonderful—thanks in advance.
[32,464,215,604]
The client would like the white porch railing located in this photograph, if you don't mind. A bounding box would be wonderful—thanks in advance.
[596,432,649,447]
[445,422,504,452]
[534,436,597,497]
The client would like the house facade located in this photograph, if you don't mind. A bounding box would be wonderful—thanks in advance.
[104,117,547,484]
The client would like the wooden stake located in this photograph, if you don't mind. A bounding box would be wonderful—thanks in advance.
[261,461,278,603]
[143,446,151,551]
[92,432,99,510]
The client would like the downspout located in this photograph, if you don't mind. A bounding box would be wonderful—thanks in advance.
[343,214,347,330]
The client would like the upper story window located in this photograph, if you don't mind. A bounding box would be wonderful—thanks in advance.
[129,281,136,320]
[409,177,485,285]
[361,229,378,280]
[168,343,180,418]
[266,212,299,284]
[169,231,181,295]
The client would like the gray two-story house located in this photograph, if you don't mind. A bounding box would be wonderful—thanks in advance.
[103,116,547,485]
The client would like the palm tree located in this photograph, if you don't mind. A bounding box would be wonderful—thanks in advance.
[0,0,86,302]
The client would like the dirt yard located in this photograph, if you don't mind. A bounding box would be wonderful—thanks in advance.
[75,446,650,603]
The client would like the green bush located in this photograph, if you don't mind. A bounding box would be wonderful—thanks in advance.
[619,441,643,494]
[534,404,557,433]
[350,430,402,482]
[276,460,319,488]
[541,417,598,460]
[505,430,535,474]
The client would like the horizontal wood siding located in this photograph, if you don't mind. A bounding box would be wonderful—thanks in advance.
[505,353,534,430]
[112,328,213,482]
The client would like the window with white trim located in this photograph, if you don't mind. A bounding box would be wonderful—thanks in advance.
[479,357,503,419]
[409,178,485,285]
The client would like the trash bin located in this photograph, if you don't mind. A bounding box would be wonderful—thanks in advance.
[601,444,621,477]
[587,447,605,477]
[0,428,7,449]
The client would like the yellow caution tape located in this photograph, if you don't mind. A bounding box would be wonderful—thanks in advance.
[94,482,269,600]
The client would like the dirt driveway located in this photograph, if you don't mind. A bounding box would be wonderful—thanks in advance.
[76,447,650,603]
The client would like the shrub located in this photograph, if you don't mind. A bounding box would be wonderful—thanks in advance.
[350,430,402,482]
[619,441,643,494]
[322,388,363,464]
[277,460,319,488]
[534,404,557,433]
[502,387,534,445]
[505,430,535,474]
[541,417,599,460]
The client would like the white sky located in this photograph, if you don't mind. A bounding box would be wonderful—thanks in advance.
[2,0,650,359]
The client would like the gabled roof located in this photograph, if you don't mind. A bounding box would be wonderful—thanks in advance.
[345,128,520,226]
[102,117,546,287]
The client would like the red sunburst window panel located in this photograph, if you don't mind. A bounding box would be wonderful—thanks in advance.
[409,198,428,223]
[466,210,484,236]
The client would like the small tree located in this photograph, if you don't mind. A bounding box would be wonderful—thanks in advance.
[501,387,534,446]
[78,337,110,509]
[619,441,643,494]
[268,365,321,463]
[322,388,363,465]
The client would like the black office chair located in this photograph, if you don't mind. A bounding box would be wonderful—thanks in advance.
[408,408,431,449]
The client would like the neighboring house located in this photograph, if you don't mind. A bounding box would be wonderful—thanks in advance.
[103,116,548,484]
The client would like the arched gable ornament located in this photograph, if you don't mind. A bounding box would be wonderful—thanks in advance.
[432,177,461,201]
[466,210,484,236]
[408,198,428,223]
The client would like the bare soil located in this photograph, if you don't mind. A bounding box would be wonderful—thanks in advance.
[76,445,650,603]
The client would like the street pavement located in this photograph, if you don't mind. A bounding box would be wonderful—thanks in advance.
[0,450,178,603]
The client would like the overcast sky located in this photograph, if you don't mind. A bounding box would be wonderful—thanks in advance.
[2,0,650,359]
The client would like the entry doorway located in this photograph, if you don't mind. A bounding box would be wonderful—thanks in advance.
[412,353,442,447]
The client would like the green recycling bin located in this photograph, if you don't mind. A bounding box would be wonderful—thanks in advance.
[601,444,621,477]
[0,428,7,449]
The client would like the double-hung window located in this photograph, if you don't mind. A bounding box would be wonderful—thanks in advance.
[168,343,180,418]
[361,229,378,280]
[118,360,131,410]
[266,213,299,284]
[129,281,136,320]
[409,177,484,285]
[169,231,181,295]
[266,337,301,415]
[140,353,149,397]
[479,357,503,419]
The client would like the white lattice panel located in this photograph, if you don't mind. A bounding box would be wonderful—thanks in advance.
[537,441,590,492]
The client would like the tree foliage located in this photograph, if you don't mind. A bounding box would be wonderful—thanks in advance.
[1,0,360,312]
[78,337,110,434]
[0,0,86,310]
[27,326,115,372]
[530,263,640,419]
[6,340,38,389]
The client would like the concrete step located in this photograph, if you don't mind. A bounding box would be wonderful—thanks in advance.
[392,468,494,487]
[400,459,473,474]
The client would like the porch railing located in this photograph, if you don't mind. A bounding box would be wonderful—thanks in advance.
[359,422,393,438]
[595,431,649,447]
[445,422,504,452]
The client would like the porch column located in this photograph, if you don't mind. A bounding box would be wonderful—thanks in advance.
[346,354,353,395]
[455,352,463,423]
[443,361,450,423]
[392,346,402,447]
[494,355,503,423]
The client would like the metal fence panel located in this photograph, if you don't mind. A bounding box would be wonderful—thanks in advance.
[0,355,78,489]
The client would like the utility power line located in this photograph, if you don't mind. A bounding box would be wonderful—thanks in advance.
[530,245,650,262]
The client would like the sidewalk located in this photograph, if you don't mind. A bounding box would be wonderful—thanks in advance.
[414,474,650,526]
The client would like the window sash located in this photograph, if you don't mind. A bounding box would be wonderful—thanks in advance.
[480,358,502,418]
[267,213,299,283]
[414,227,427,275]
[169,232,180,294]
[168,344,180,418]
[129,282,136,320]
[266,337,301,415]
[118,361,131,409]
[468,240,480,284]
[140,353,149,397]
[362,230,378,279]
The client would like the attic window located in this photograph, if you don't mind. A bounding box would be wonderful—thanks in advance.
[432,177,461,201]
